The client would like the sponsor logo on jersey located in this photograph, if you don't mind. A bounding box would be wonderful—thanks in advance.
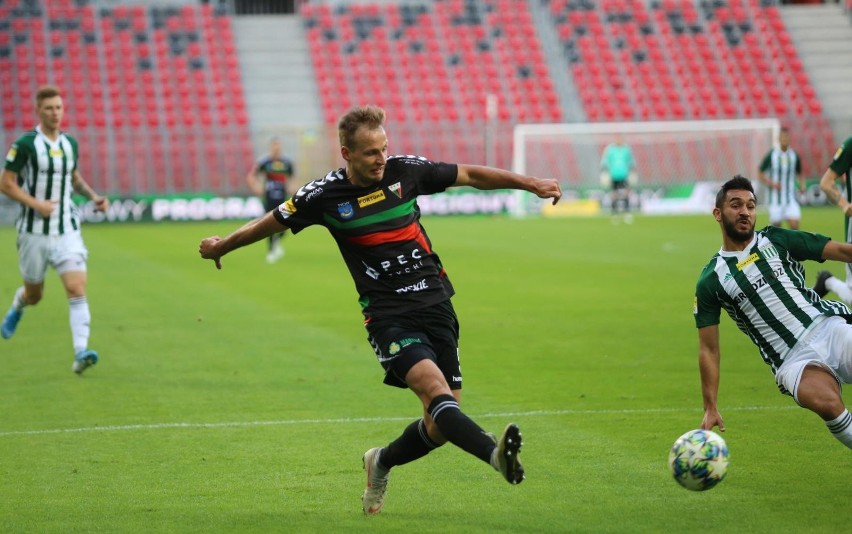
[693,296,698,315]
[736,252,759,270]
[278,199,297,217]
[389,182,402,198]
[305,186,323,201]
[5,146,16,162]
[357,190,386,208]
[338,201,354,219]
[722,272,733,283]
[835,146,844,160]
[49,148,63,158]
[394,279,429,294]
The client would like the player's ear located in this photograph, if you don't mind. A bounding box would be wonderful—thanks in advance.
[712,207,722,222]
[341,145,351,162]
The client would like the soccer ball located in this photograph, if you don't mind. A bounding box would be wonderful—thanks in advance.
[668,429,729,491]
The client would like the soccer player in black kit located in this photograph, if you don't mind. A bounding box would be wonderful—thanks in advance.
[199,106,562,514]
[245,136,294,263]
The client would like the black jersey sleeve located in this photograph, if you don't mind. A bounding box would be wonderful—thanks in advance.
[389,156,457,196]
[271,174,327,233]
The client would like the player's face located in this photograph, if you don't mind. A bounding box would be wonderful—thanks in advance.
[37,96,63,132]
[779,131,790,150]
[343,126,388,187]
[716,189,756,243]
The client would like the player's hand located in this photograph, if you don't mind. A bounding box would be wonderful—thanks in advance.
[533,178,562,205]
[701,409,725,433]
[34,199,57,218]
[199,236,223,270]
[92,196,109,213]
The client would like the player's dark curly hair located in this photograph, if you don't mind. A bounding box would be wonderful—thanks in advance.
[715,175,756,209]
[338,105,385,149]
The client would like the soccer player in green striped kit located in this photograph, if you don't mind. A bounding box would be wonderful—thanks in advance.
[813,136,852,304]
[0,85,109,374]
[694,175,852,449]
[200,105,562,513]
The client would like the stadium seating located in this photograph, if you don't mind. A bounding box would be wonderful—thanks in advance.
[544,0,833,175]
[301,0,561,167]
[0,0,252,194]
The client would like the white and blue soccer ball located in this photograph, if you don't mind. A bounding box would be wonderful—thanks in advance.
[668,429,729,491]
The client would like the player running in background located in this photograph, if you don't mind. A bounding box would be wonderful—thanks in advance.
[0,85,109,374]
[600,134,636,224]
[245,136,294,263]
[200,105,562,514]
[757,126,804,229]
[813,136,852,303]
[694,175,852,450]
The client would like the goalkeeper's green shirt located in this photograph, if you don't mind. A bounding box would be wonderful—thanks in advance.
[694,226,850,375]
[600,143,634,182]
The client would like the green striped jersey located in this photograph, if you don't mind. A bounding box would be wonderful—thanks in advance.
[4,127,81,235]
[829,137,852,238]
[694,226,850,374]
[272,155,458,316]
[758,147,801,206]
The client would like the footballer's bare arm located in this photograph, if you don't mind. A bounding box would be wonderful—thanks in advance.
[199,212,288,269]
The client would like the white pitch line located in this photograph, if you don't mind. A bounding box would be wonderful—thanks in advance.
[0,405,795,438]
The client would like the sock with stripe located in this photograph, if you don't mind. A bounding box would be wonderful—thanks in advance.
[826,409,852,449]
[428,394,496,464]
[379,418,442,469]
[12,287,26,310]
[68,297,91,354]
[825,276,852,306]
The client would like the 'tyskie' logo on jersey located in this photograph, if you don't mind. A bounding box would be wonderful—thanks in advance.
[357,190,386,208]
[338,202,354,219]
[389,182,402,198]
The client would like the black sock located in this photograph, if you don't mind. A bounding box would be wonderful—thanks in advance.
[428,394,495,464]
[380,419,442,469]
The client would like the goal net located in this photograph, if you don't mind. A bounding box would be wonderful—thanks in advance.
[512,119,780,214]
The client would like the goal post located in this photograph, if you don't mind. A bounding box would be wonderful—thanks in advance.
[511,119,781,215]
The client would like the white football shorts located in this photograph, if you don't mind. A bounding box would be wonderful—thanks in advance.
[16,231,88,283]
[767,201,801,225]
[775,316,852,404]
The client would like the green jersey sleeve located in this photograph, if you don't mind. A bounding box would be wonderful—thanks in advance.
[765,226,830,263]
[829,137,852,178]
[758,151,771,173]
[694,259,722,329]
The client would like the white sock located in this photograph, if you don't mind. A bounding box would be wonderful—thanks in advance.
[68,297,90,354]
[826,409,852,449]
[825,276,852,306]
[12,287,26,310]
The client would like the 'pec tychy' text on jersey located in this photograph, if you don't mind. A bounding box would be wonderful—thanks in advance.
[272,155,458,317]
[694,226,850,375]
[759,146,801,206]
[4,126,81,236]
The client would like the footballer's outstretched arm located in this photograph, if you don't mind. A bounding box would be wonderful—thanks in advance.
[199,211,288,269]
[698,324,725,433]
[454,164,562,205]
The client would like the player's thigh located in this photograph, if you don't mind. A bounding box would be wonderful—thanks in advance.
[50,232,88,272]
[16,233,49,284]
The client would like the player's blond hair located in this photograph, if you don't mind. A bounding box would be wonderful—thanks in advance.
[338,105,385,149]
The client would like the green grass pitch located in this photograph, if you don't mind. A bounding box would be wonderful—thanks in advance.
[0,207,848,533]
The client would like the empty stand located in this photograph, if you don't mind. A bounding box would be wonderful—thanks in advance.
[544,0,833,175]
[0,0,252,195]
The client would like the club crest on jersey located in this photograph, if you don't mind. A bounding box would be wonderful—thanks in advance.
[759,244,778,259]
[337,201,354,219]
[389,182,402,198]
[357,190,386,208]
